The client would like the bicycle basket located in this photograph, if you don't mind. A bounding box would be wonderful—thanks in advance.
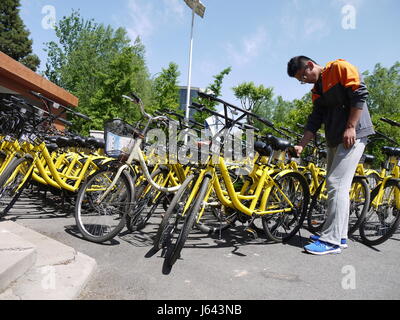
[104,119,136,158]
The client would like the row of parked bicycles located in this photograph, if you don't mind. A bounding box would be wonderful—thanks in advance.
[0,90,399,268]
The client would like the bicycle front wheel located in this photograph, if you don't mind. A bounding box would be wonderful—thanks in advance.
[359,179,400,246]
[153,174,195,251]
[75,167,133,243]
[165,175,211,267]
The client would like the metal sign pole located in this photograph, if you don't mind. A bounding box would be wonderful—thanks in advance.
[185,6,196,124]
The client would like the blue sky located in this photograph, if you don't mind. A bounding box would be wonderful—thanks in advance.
[20,0,400,105]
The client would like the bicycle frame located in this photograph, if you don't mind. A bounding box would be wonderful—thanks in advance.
[370,162,400,209]
[19,141,101,192]
[178,153,300,225]
[95,136,183,204]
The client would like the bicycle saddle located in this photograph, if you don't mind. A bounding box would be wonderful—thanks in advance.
[265,135,292,151]
[362,154,375,164]
[254,141,273,157]
[71,136,86,148]
[382,146,400,157]
[45,143,59,153]
[55,136,71,148]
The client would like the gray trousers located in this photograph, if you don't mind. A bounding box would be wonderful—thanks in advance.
[319,138,367,246]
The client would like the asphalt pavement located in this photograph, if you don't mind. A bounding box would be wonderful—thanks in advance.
[4,190,400,301]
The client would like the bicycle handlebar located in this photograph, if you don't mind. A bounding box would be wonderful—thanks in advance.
[191,102,294,138]
[160,109,205,128]
[374,130,399,146]
[197,92,274,128]
[190,102,247,130]
[296,122,326,139]
[30,91,91,122]
[380,117,400,128]
[122,94,169,123]
[280,126,303,139]
[9,96,73,128]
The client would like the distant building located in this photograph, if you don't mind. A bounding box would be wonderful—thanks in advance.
[178,86,202,120]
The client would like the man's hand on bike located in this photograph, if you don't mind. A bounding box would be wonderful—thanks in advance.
[293,145,303,157]
[343,127,356,149]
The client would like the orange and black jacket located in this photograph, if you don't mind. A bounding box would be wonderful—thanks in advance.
[305,59,375,147]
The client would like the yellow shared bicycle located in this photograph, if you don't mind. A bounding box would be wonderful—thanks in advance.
[359,117,400,246]
[153,92,310,268]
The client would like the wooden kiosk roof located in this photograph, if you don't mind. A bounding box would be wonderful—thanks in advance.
[0,51,78,108]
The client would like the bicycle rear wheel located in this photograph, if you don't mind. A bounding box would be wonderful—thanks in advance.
[0,156,33,218]
[126,168,167,232]
[366,172,380,190]
[359,179,400,246]
[196,188,237,234]
[348,177,370,235]
[75,166,133,243]
[307,176,369,237]
[262,171,309,243]
[307,180,327,234]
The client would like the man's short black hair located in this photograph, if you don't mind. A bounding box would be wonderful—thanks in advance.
[287,56,317,77]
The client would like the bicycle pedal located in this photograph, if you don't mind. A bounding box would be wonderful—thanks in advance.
[214,238,227,244]
[245,227,258,239]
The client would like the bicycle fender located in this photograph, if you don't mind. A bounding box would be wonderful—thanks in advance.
[98,159,123,170]
[23,154,34,161]
[272,169,298,181]
[353,175,368,181]
[121,169,136,201]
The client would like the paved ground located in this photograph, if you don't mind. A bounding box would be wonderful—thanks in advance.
[4,190,400,301]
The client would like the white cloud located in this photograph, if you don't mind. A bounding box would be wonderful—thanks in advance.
[331,0,364,9]
[304,18,331,38]
[126,0,155,41]
[163,0,185,20]
[126,0,185,42]
[224,26,268,67]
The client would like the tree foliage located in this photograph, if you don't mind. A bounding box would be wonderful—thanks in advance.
[194,67,232,125]
[0,0,40,71]
[362,62,400,166]
[44,10,151,134]
[151,62,181,114]
[232,81,274,129]
[363,62,400,115]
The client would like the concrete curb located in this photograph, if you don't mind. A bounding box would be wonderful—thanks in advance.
[0,230,37,293]
[0,221,97,300]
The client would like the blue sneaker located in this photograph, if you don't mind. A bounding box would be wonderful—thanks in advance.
[309,234,348,249]
[304,240,341,255]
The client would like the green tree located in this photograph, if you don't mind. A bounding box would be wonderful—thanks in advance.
[151,62,181,113]
[194,67,232,125]
[232,81,274,129]
[0,0,40,71]
[361,62,400,166]
[206,67,232,99]
[283,93,313,132]
[271,96,295,124]
[44,10,151,134]
[363,62,400,115]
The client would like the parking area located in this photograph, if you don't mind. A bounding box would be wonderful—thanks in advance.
[4,190,400,300]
